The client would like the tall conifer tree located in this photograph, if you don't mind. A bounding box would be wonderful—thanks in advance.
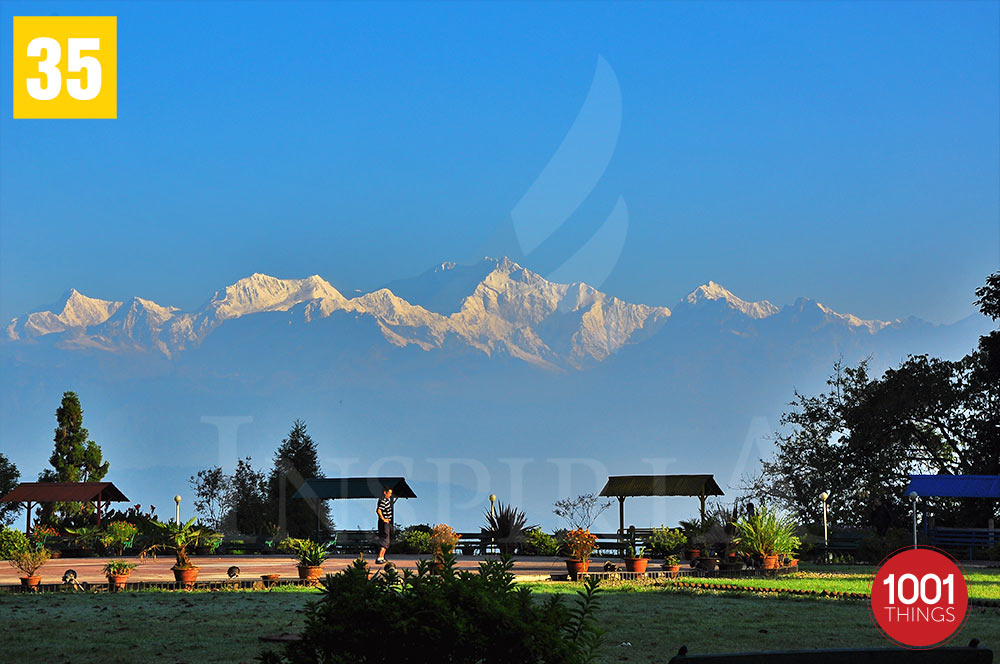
[269,419,330,538]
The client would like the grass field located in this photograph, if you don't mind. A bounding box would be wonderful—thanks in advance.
[1,568,997,663]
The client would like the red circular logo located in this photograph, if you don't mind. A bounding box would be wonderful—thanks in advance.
[869,547,969,648]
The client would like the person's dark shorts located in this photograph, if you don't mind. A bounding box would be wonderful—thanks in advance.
[377,521,391,548]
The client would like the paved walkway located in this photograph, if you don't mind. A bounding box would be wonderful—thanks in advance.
[0,554,603,585]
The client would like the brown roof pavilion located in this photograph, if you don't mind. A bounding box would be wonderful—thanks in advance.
[599,474,725,535]
[1,482,130,532]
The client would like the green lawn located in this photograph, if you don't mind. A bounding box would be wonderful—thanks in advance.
[1,571,998,663]
[601,564,1000,600]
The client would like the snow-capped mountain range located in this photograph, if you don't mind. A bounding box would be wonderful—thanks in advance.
[6,257,896,370]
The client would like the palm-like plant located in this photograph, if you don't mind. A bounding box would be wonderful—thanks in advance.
[146,518,206,569]
[483,502,537,556]
[282,538,331,567]
[735,506,800,558]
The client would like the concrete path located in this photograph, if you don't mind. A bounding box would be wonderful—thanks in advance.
[0,554,606,585]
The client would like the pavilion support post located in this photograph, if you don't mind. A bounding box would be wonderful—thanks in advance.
[699,491,706,526]
[25,501,32,534]
[618,496,625,539]
[96,490,103,527]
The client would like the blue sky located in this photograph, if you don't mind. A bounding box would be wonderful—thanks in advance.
[1,1,997,325]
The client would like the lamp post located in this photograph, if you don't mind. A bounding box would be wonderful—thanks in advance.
[489,494,497,555]
[909,491,919,549]
[174,495,182,526]
[819,491,829,552]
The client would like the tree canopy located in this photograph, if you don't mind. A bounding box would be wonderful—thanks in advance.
[0,453,20,526]
[757,272,999,528]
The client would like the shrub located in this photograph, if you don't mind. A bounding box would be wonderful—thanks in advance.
[856,528,910,563]
[430,524,460,560]
[523,528,562,556]
[402,528,433,554]
[646,526,686,558]
[0,526,30,559]
[259,555,603,664]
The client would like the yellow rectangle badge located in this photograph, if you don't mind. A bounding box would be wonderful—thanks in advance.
[13,16,117,119]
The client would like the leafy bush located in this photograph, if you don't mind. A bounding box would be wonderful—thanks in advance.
[856,528,910,563]
[402,528,432,554]
[646,526,686,558]
[523,528,562,556]
[259,554,603,664]
[0,526,29,559]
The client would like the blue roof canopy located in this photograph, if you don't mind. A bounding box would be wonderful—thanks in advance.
[904,475,1000,499]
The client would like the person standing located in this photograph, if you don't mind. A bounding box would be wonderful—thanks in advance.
[376,486,393,564]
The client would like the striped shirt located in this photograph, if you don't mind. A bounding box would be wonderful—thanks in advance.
[377,495,393,524]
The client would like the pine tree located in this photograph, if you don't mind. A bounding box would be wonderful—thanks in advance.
[38,391,109,525]
[268,419,330,538]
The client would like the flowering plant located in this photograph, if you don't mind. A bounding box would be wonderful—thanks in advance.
[429,524,460,559]
[101,521,139,555]
[564,529,597,561]
[30,524,58,544]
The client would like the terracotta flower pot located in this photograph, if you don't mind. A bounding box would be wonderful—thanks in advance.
[698,556,719,572]
[685,549,700,560]
[107,574,130,591]
[565,559,589,581]
[19,576,41,588]
[662,564,681,578]
[297,565,323,581]
[173,566,199,588]
[762,555,780,570]
[624,557,648,574]
[261,574,280,587]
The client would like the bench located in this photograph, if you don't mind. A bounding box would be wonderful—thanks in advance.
[331,530,377,554]
[929,527,999,561]
[816,531,865,561]
[667,639,993,663]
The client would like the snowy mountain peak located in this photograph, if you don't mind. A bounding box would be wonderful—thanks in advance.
[684,282,779,319]
[208,273,345,320]
[5,289,122,340]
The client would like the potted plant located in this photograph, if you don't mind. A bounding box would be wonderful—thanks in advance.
[260,573,280,587]
[735,506,801,570]
[146,518,207,587]
[283,538,331,581]
[563,528,597,581]
[103,560,137,591]
[623,543,649,574]
[8,547,50,588]
[661,554,682,576]
[429,524,460,573]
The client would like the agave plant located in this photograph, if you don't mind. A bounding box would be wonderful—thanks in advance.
[483,503,538,556]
